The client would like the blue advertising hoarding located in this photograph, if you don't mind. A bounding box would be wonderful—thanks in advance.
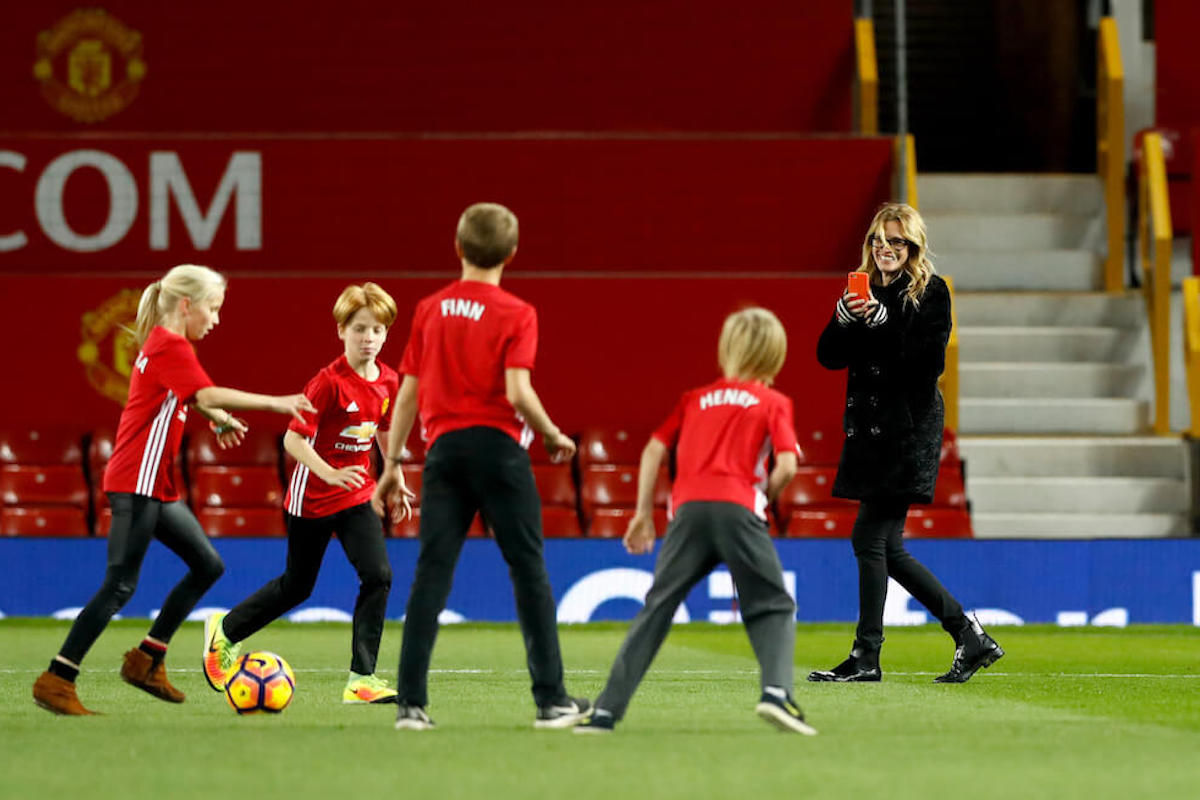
[1,538,1198,627]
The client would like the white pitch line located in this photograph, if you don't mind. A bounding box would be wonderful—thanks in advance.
[1,668,1199,678]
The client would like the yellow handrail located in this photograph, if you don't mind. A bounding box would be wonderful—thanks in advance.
[1097,16,1125,292]
[939,275,959,433]
[1183,278,1200,436]
[894,133,918,209]
[1138,132,1173,434]
[854,18,878,136]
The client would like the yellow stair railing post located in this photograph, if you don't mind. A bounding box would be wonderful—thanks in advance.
[1183,278,1200,437]
[1139,132,1173,435]
[939,275,959,433]
[854,17,878,136]
[1097,16,1125,292]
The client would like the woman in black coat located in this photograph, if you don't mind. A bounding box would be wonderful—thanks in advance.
[808,202,1003,684]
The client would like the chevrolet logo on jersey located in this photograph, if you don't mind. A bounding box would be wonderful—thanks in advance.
[339,422,378,443]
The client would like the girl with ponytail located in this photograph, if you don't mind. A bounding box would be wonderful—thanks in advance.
[33,264,316,716]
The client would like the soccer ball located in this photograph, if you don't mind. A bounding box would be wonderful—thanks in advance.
[224,651,296,715]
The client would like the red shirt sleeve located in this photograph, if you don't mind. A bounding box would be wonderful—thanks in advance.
[398,302,425,378]
[152,336,214,404]
[769,394,800,456]
[377,370,400,432]
[505,305,538,370]
[651,392,689,448]
[288,371,333,439]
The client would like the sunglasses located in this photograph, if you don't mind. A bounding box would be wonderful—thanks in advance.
[868,235,913,250]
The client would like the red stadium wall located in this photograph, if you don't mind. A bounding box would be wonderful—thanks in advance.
[0,274,847,440]
[1156,0,1200,130]
[0,137,894,274]
[1,1,854,134]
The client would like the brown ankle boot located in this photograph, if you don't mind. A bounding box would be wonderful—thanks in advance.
[32,671,98,715]
[121,648,186,703]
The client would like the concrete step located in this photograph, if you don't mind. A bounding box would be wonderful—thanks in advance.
[953,291,1143,328]
[959,398,1149,435]
[938,250,1102,291]
[925,213,1101,251]
[967,476,1188,513]
[958,327,1138,362]
[970,512,1189,538]
[958,436,1187,478]
[919,174,1103,214]
[960,363,1142,398]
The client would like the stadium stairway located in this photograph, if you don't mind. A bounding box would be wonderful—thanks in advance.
[921,174,1191,538]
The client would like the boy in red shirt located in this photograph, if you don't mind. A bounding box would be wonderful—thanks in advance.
[575,308,816,735]
[204,283,412,705]
[374,202,589,730]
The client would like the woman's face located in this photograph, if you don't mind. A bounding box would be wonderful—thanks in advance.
[871,220,911,279]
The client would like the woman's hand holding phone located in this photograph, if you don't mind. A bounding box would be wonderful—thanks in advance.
[844,272,877,319]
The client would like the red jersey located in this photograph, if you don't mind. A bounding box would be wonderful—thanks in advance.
[398,280,536,449]
[653,378,799,520]
[103,326,214,501]
[285,356,400,518]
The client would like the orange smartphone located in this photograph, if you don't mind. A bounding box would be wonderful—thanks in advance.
[847,271,870,298]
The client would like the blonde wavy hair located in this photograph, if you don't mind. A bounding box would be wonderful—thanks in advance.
[854,202,935,308]
[718,307,787,384]
[133,264,227,347]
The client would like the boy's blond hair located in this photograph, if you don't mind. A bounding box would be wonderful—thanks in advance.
[333,282,398,328]
[456,202,519,268]
[718,307,787,384]
[134,264,226,347]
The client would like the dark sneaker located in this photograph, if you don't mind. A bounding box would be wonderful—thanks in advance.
[121,648,185,703]
[535,696,592,729]
[394,704,435,730]
[573,709,616,734]
[755,691,818,735]
[808,652,881,683]
[935,620,1004,684]
[32,671,98,716]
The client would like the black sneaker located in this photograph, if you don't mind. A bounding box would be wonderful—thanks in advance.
[394,704,435,730]
[807,650,881,683]
[573,708,615,734]
[935,619,1004,684]
[755,691,818,735]
[534,696,592,729]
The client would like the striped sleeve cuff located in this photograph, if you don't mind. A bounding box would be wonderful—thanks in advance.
[865,302,888,328]
[835,297,856,327]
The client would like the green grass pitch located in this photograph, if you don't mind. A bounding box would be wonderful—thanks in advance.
[2,620,1198,799]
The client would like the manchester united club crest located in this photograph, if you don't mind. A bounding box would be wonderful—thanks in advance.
[33,9,146,123]
[78,289,141,406]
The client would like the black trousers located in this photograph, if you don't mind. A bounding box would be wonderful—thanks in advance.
[398,426,567,708]
[59,493,224,665]
[597,502,796,720]
[223,502,392,675]
[851,499,968,651]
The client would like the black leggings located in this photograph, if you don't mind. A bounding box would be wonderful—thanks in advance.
[851,499,967,651]
[222,502,392,675]
[59,493,225,665]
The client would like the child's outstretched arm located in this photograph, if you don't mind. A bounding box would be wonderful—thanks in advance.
[504,368,576,464]
[194,386,315,423]
[284,430,369,492]
[624,438,667,555]
[372,375,417,521]
[766,450,798,503]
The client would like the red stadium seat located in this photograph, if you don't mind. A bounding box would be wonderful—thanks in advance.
[795,427,843,466]
[542,506,583,538]
[578,427,650,466]
[784,508,857,538]
[904,508,973,538]
[587,507,669,539]
[390,507,486,539]
[191,466,283,509]
[197,508,287,537]
[0,465,88,507]
[1,506,89,537]
[188,428,283,467]
[532,464,576,507]
[776,467,854,518]
[88,429,116,474]
[398,436,426,463]
[0,428,84,465]
[940,427,961,467]
[579,465,670,516]
[94,506,113,536]
[927,471,968,508]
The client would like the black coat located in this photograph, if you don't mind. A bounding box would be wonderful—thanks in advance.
[816,273,951,504]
